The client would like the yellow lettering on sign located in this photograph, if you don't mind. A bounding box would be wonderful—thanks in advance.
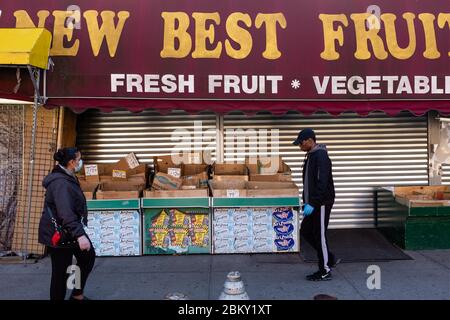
[438,13,450,57]
[255,13,287,60]
[51,11,80,56]
[382,13,416,60]
[160,12,192,58]
[83,10,130,57]
[418,13,441,59]
[225,13,253,59]
[192,12,222,59]
[319,14,348,61]
[14,10,50,28]
[351,13,388,60]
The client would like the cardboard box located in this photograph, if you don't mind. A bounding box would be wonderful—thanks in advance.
[100,180,145,192]
[96,180,145,199]
[78,163,114,182]
[184,164,210,176]
[209,180,247,198]
[183,171,209,188]
[213,175,249,182]
[246,156,289,174]
[112,169,127,181]
[79,180,99,199]
[213,163,248,176]
[83,192,94,200]
[127,164,148,182]
[249,173,292,182]
[151,172,183,190]
[153,155,184,176]
[247,181,299,197]
[113,153,140,171]
[84,164,100,183]
[144,189,209,198]
[96,190,141,200]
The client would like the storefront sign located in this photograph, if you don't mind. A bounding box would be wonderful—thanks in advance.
[0,0,448,103]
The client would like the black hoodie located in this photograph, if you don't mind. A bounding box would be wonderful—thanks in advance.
[38,165,88,247]
[302,144,335,207]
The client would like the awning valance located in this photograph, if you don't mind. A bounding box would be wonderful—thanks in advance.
[0,28,52,69]
[44,98,450,117]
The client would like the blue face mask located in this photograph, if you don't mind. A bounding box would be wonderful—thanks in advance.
[75,159,83,173]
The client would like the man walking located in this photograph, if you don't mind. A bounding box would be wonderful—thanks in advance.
[293,128,339,281]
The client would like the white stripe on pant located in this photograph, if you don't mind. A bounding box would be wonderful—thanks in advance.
[320,205,330,273]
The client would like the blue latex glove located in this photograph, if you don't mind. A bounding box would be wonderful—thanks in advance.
[303,204,314,216]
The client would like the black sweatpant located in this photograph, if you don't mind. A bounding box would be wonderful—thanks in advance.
[47,242,96,300]
[300,203,336,273]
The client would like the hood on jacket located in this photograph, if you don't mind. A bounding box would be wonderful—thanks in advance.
[308,143,328,154]
[42,166,77,189]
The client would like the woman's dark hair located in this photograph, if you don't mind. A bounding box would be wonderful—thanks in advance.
[53,148,80,167]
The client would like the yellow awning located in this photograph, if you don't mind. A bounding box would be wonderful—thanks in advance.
[0,28,52,69]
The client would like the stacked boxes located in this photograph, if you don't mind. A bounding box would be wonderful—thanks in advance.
[84,210,141,256]
[146,154,210,197]
[213,207,299,253]
[78,153,148,199]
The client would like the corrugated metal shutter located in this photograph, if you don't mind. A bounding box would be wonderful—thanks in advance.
[438,126,450,185]
[76,109,429,229]
[76,110,218,165]
[223,111,429,228]
[442,164,450,185]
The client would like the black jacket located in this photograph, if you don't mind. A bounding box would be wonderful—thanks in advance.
[38,165,88,247]
[302,144,335,207]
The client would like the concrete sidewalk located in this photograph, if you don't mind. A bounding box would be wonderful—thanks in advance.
[0,250,449,300]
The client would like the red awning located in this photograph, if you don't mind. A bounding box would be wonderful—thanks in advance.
[42,97,450,116]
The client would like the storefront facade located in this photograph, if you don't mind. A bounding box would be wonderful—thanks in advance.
[0,0,449,254]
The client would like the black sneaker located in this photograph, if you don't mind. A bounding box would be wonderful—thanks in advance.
[328,258,342,269]
[306,270,332,281]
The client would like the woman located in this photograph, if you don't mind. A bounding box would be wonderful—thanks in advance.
[38,147,95,300]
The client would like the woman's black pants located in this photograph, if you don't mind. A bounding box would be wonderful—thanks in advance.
[47,243,96,300]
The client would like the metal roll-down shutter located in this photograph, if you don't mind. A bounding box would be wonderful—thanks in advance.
[77,109,218,166]
[223,111,429,228]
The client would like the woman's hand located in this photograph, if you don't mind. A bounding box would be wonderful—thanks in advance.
[77,235,91,251]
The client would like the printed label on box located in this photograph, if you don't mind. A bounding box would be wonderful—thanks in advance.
[214,239,234,253]
[226,189,240,198]
[233,211,251,225]
[253,237,273,252]
[273,222,294,236]
[112,169,127,179]
[213,223,234,239]
[234,223,252,237]
[167,167,181,178]
[85,164,98,176]
[234,238,253,253]
[214,211,233,224]
[253,223,272,237]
